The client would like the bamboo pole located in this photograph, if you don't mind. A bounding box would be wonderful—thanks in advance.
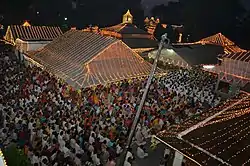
[118,33,169,166]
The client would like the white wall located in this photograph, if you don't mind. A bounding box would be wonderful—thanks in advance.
[15,39,51,53]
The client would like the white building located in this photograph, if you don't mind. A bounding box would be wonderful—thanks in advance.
[4,21,63,62]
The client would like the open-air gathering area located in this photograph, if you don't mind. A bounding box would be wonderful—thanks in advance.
[0,1,250,166]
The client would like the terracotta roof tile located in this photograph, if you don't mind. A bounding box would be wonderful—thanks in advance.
[31,30,164,89]
[9,25,63,41]
[197,33,246,53]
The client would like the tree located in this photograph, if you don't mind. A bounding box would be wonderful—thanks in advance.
[3,145,31,166]
[154,24,177,43]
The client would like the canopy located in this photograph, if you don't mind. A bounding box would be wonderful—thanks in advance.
[28,30,164,89]
[204,51,250,86]
[148,44,224,68]
[148,48,190,68]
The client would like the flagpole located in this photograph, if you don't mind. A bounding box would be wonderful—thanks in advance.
[118,33,170,166]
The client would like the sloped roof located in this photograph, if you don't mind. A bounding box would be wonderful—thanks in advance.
[221,51,250,62]
[158,93,250,166]
[197,33,246,53]
[148,48,190,68]
[102,23,149,35]
[100,23,158,49]
[5,25,63,42]
[203,51,250,85]
[242,83,250,93]
[172,44,224,65]
[122,38,158,49]
[29,30,163,89]
[181,94,250,166]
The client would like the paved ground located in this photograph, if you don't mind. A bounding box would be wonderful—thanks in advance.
[133,142,166,166]
[116,139,166,166]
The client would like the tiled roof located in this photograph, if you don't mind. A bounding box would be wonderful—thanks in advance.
[122,38,158,48]
[159,93,250,166]
[7,25,63,41]
[30,30,164,89]
[197,33,246,53]
[221,51,250,62]
[101,23,149,35]
[181,95,250,166]
[172,44,224,65]
[100,23,158,49]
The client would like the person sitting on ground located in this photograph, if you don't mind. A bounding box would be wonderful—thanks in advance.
[136,145,148,159]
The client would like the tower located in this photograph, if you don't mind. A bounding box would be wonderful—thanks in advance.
[22,21,31,26]
[122,10,133,24]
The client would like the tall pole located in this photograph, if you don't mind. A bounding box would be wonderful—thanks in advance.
[119,33,170,166]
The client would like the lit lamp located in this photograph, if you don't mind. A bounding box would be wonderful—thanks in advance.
[203,65,215,69]
[0,149,7,166]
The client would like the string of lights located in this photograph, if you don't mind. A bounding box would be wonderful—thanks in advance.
[217,104,250,118]
[188,114,250,141]
[201,127,250,165]
[157,94,248,138]
[242,157,250,166]
[181,116,250,151]
[0,149,7,166]
[226,145,250,162]
[205,108,250,126]
[193,120,250,156]
[218,130,250,156]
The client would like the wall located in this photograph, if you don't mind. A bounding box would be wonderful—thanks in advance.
[15,39,51,53]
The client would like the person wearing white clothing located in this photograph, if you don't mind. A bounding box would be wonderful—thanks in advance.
[135,128,146,146]
[164,148,170,158]
[89,133,95,145]
[92,152,101,165]
[125,149,134,161]
[136,145,148,159]
[124,157,132,166]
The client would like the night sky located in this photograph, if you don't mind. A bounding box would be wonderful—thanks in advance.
[0,0,250,48]
[142,0,179,15]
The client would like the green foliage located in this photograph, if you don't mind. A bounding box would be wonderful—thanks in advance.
[3,145,31,166]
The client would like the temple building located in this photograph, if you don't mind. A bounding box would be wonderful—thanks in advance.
[100,10,158,53]
[25,30,165,89]
[144,17,160,35]
[196,33,246,54]
[144,17,184,42]
[4,21,63,61]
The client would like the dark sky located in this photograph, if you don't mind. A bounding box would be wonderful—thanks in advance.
[142,0,250,15]
[241,0,250,10]
[142,0,179,15]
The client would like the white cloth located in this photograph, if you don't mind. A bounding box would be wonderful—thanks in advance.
[136,147,148,159]
[173,151,184,166]
[135,130,146,146]
[125,151,133,161]
[164,148,170,157]
[124,161,131,166]
[91,153,101,165]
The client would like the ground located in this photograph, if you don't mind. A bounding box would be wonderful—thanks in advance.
[116,139,166,166]
[133,141,166,166]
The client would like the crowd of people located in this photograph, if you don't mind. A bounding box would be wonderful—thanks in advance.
[0,44,221,166]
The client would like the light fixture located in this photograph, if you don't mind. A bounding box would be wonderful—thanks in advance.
[64,17,68,21]
[203,65,215,69]
[167,49,174,53]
